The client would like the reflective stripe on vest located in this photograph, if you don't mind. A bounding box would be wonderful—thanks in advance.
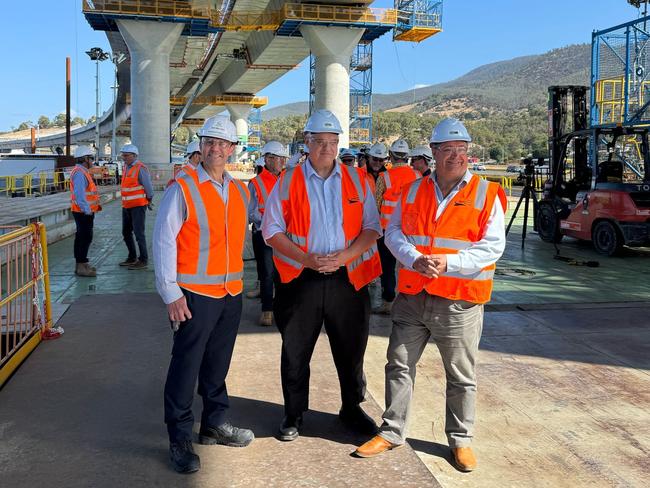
[251,168,277,214]
[70,166,101,213]
[121,162,148,208]
[380,165,421,229]
[175,168,249,298]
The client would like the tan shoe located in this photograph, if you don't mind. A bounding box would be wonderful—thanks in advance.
[451,447,477,472]
[371,300,393,315]
[353,435,403,458]
[259,311,273,327]
[246,281,260,299]
[75,263,96,277]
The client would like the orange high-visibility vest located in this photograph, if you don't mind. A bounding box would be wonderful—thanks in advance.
[397,175,507,304]
[121,161,149,208]
[379,165,421,229]
[360,167,376,195]
[175,167,250,298]
[272,163,382,290]
[166,163,194,189]
[250,167,278,215]
[70,165,101,213]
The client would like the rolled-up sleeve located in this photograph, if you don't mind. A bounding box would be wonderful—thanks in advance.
[261,183,286,242]
[153,184,186,304]
[385,199,421,269]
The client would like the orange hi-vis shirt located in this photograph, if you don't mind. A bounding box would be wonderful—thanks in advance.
[175,167,250,299]
[397,175,507,304]
[379,165,421,229]
[70,166,101,213]
[121,161,149,208]
[250,167,278,215]
[360,167,376,195]
[272,164,382,290]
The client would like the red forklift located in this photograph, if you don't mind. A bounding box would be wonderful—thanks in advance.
[535,85,650,255]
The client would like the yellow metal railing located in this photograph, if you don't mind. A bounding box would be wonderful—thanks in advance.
[0,223,54,387]
[594,77,650,124]
[0,171,72,196]
[282,3,397,25]
[82,0,211,19]
[168,94,268,108]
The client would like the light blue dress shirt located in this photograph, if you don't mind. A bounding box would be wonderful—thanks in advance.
[247,182,263,231]
[385,170,506,274]
[153,163,234,304]
[71,164,92,215]
[125,160,154,200]
[261,159,382,254]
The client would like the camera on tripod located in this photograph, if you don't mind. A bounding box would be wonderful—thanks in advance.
[523,156,545,176]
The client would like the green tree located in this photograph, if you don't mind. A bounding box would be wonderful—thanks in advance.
[52,113,67,127]
[38,115,51,128]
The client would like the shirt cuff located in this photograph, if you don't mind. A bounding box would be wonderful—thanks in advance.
[160,283,184,305]
[446,254,461,273]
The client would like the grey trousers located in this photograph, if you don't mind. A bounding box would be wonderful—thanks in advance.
[379,291,483,448]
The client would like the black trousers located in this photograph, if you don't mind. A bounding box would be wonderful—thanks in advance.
[251,229,275,311]
[377,236,396,302]
[72,212,94,264]
[164,290,242,442]
[274,268,370,416]
[122,205,148,263]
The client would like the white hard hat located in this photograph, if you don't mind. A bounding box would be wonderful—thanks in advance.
[410,145,433,160]
[339,148,355,159]
[261,141,289,158]
[255,156,266,167]
[197,115,238,143]
[390,139,410,155]
[74,145,94,158]
[286,153,301,169]
[304,109,343,134]
[185,140,201,156]
[430,118,472,143]
[368,142,388,159]
[120,143,139,155]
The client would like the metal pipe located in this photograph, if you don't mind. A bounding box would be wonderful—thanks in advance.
[66,57,71,156]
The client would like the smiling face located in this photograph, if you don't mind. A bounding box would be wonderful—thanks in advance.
[264,154,285,175]
[200,137,236,169]
[305,132,339,166]
[431,141,469,187]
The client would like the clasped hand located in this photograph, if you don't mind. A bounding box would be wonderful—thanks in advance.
[413,254,447,279]
[302,251,348,274]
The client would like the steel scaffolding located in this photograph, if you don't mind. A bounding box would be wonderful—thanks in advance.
[248,108,262,149]
[349,42,373,146]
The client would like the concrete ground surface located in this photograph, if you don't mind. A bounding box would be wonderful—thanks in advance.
[1,192,649,487]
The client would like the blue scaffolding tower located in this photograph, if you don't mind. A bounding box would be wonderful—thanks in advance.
[248,108,262,151]
[350,42,373,146]
[393,0,443,42]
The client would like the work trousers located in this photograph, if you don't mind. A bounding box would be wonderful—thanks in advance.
[72,212,94,264]
[274,268,370,416]
[122,205,148,263]
[379,292,483,448]
[164,290,242,442]
[251,229,274,311]
[377,236,396,302]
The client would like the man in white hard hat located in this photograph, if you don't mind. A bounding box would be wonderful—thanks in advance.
[119,143,153,270]
[410,145,434,177]
[153,114,254,474]
[247,141,287,326]
[373,139,421,315]
[339,148,356,166]
[262,109,382,442]
[253,155,265,175]
[166,140,202,189]
[70,145,102,277]
[354,118,507,473]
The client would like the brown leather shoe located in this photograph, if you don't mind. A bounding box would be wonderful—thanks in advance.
[259,311,273,327]
[353,435,403,458]
[451,447,477,472]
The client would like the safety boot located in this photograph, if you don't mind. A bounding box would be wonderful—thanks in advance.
[75,263,97,277]
[246,281,260,299]
[259,311,273,327]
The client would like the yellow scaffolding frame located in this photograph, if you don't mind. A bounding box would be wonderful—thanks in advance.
[594,77,650,125]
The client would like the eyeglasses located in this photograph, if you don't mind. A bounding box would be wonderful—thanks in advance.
[341,158,355,163]
[309,139,339,148]
[202,139,233,149]
[411,156,429,162]
[437,146,468,156]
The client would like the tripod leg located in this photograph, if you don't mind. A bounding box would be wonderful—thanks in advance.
[506,190,526,235]
[522,186,531,248]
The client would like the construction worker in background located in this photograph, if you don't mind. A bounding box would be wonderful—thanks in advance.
[166,140,201,188]
[357,145,369,169]
[354,118,507,473]
[253,155,265,175]
[373,139,421,315]
[366,142,388,197]
[119,143,153,270]
[262,109,382,442]
[153,115,254,474]
[247,141,287,326]
[339,148,356,166]
[70,145,102,277]
[410,145,434,177]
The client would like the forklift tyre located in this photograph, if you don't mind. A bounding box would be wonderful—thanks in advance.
[592,220,623,256]
[536,201,563,243]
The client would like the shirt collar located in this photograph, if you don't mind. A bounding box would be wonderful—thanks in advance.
[197,162,231,186]
[303,158,341,180]
[430,169,472,192]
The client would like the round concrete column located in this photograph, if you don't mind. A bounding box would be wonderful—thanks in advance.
[226,104,251,162]
[117,20,183,167]
[299,26,364,149]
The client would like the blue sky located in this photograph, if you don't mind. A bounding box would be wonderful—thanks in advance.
[0,0,643,131]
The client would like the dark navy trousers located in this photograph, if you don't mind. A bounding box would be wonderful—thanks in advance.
[251,229,275,311]
[122,205,148,263]
[164,290,242,442]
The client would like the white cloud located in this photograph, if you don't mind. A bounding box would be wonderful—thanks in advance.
[410,84,431,90]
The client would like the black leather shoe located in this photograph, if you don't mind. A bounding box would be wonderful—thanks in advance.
[278,415,303,442]
[199,421,254,447]
[339,405,378,435]
[169,440,200,474]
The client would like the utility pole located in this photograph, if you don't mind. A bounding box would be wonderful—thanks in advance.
[86,47,109,160]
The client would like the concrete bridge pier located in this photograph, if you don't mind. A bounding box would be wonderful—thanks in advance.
[116,19,183,168]
[299,25,364,149]
[226,104,251,162]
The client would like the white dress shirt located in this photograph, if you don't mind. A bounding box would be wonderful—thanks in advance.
[261,159,381,254]
[385,170,506,274]
[153,164,233,304]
